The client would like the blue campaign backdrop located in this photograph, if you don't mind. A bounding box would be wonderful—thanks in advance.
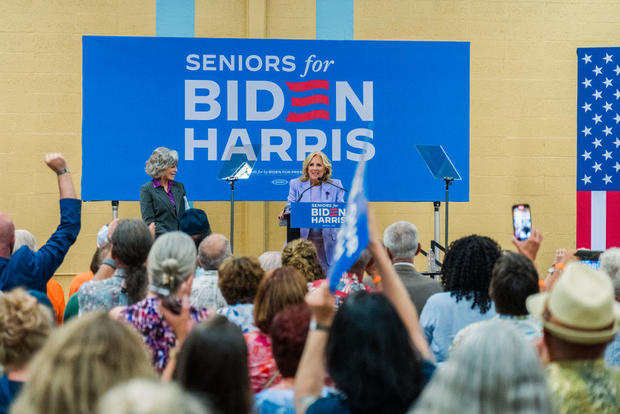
[82,36,469,202]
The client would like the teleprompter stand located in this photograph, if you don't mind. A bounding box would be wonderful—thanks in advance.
[416,145,462,269]
[218,146,258,253]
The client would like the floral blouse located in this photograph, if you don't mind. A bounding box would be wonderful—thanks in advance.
[245,330,282,393]
[119,297,210,373]
[78,272,127,315]
[217,303,257,333]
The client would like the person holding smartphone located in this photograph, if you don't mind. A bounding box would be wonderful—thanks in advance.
[111,231,210,374]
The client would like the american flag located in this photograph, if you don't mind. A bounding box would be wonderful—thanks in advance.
[577,48,620,250]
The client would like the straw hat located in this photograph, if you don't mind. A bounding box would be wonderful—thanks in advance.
[526,262,620,344]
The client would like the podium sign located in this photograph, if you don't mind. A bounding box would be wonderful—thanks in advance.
[290,202,347,228]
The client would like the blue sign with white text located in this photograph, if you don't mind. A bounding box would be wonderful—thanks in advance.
[82,36,470,201]
[291,202,347,228]
[328,161,370,291]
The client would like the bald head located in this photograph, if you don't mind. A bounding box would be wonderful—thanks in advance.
[0,213,15,258]
[197,233,232,270]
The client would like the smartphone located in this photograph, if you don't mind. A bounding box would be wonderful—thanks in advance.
[575,250,602,270]
[512,204,532,241]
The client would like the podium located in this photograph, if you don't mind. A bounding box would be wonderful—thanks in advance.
[285,202,347,243]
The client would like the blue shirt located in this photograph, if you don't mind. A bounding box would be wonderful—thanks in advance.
[420,292,497,363]
[256,387,337,414]
[217,303,256,333]
[0,199,81,292]
[255,389,296,414]
[0,375,21,414]
[605,333,620,367]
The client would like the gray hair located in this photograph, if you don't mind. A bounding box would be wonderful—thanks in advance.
[145,147,178,179]
[600,247,620,298]
[258,251,282,272]
[148,232,197,294]
[197,234,232,271]
[383,221,419,260]
[409,321,553,414]
[13,229,37,252]
[97,379,211,414]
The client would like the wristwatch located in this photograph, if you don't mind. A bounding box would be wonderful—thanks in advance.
[56,168,70,176]
[309,319,331,332]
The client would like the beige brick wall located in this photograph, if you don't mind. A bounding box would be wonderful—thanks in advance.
[1,1,156,289]
[2,0,620,293]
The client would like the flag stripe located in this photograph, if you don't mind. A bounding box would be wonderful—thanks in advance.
[606,191,620,248]
[576,49,620,251]
[577,191,592,248]
[591,191,606,250]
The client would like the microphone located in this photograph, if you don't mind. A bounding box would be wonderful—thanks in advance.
[296,181,320,202]
[319,176,349,193]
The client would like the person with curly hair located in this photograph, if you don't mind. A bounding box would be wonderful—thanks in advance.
[216,256,265,333]
[419,235,500,362]
[140,147,188,236]
[10,313,155,414]
[451,251,542,351]
[281,239,324,284]
[246,266,307,393]
[0,289,54,414]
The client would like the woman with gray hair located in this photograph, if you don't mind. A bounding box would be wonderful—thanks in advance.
[111,232,211,374]
[409,321,553,414]
[97,379,211,414]
[140,147,188,236]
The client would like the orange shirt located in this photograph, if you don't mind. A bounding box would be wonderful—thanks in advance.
[68,270,94,297]
[46,278,65,325]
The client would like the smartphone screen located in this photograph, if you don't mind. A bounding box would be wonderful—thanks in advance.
[512,204,532,241]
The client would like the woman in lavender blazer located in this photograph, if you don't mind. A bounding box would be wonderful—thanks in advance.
[281,151,346,272]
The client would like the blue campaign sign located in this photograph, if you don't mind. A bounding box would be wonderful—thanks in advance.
[328,160,370,292]
[82,36,469,201]
[290,202,347,228]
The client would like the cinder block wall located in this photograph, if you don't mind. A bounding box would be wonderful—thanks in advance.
[2,0,620,296]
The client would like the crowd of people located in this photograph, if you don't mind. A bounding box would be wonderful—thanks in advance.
[0,153,619,414]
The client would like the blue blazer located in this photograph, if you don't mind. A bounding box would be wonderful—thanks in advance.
[287,178,346,266]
